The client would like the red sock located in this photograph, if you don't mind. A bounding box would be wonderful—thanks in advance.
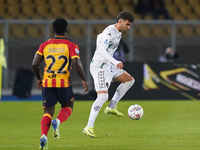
[41,113,52,136]
[57,107,72,124]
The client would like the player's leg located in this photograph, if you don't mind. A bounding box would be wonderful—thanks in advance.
[40,106,55,149]
[40,88,57,149]
[83,66,110,138]
[51,87,74,140]
[105,71,135,116]
[41,105,55,135]
[83,90,108,138]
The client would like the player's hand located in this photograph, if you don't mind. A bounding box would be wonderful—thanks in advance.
[37,79,43,90]
[117,62,124,69]
[82,80,89,92]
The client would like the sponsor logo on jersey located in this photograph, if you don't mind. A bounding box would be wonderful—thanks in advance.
[104,39,109,44]
[48,74,57,78]
[49,47,65,53]
[98,70,105,88]
[75,48,79,55]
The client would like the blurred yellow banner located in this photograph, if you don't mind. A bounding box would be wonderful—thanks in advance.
[0,38,7,68]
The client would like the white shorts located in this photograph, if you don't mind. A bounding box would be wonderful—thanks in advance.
[90,64,125,91]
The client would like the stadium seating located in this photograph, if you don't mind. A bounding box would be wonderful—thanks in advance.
[107,5,121,19]
[131,0,138,5]
[6,5,22,19]
[188,0,200,7]
[144,15,154,20]
[92,24,107,37]
[151,25,168,37]
[36,5,54,19]
[194,25,200,36]
[21,5,40,19]
[25,24,41,38]
[118,0,130,5]
[0,0,199,38]
[0,0,199,21]
[67,24,86,38]
[92,5,110,19]
[178,25,195,37]
[132,13,142,20]
[162,25,172,36]
[104,0,117,5]
[50,5,70,19]
[173,14,185,20]
[6,0,20,5]
[132,26,140,38]
[78,4,96,19]
[136,25,153,37]
[9,24,26,38]
[90,0,103,5]
[76,0,89,5]
[179,5,193,19]
[121,5,134,13]
[34,0,47,5]
[163,0,173,6]
[64,5,82,19]
[166,5,178,19]
[21,0,34,5]
[173,0,187,6]
[48,0,62,5]
[188,14,199,20]
[62,0,75,5]
[193,5,200,16]
[0,4,7,19]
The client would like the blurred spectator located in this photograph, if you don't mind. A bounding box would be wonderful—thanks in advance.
[113,40,129,62]
[151,0,170,19]
[135,0,153,19]
[135,0,169,19]
[158,47,179,63]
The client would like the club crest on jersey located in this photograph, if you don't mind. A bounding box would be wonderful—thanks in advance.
[75,48,79,55]
[104,39,109,44]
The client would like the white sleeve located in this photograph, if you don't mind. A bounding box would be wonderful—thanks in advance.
[96,33,121,66]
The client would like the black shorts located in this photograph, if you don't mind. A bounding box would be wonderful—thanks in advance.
[42,86,74,108]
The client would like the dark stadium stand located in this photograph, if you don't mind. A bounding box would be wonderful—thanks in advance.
[107,5,121,19]
[173,0,187,6]
[0,0,199,38]
[188,0,200,6]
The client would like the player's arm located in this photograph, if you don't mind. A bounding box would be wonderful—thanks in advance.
[72,58,88,92]
[32,52,43,90]
[97,34,123,69]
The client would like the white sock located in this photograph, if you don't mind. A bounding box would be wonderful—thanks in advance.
[41,134,47,139]
[109,79,135,109]
[86,93,108,128]
[56,118,60,126]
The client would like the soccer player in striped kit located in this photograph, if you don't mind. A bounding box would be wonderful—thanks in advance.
[32,18,88,149]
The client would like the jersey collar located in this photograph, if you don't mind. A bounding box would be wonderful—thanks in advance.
[54,35,66,38]
[113,24,122,35]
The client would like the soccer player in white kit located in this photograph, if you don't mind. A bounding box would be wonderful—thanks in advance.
[83,10,135,138]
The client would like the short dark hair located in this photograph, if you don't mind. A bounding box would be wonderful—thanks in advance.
[52,18,68,34]
[116,10,134,23]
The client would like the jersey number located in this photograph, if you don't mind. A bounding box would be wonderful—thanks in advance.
[46,55,68,74]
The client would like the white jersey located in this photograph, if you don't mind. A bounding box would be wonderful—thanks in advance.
[91,24,122,67]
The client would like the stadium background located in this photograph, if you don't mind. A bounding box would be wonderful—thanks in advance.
[1,0,200,100]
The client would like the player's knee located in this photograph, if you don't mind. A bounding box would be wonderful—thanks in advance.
[125,78,135,87]
[97,93,109,101]
[94,93,109,108]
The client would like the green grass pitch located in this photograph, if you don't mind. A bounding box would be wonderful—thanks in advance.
[0,100,200,150]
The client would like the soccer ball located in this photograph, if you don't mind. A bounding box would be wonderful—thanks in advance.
[128,104,144,120]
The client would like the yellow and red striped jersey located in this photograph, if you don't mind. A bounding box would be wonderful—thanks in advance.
[37,36,80,87]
